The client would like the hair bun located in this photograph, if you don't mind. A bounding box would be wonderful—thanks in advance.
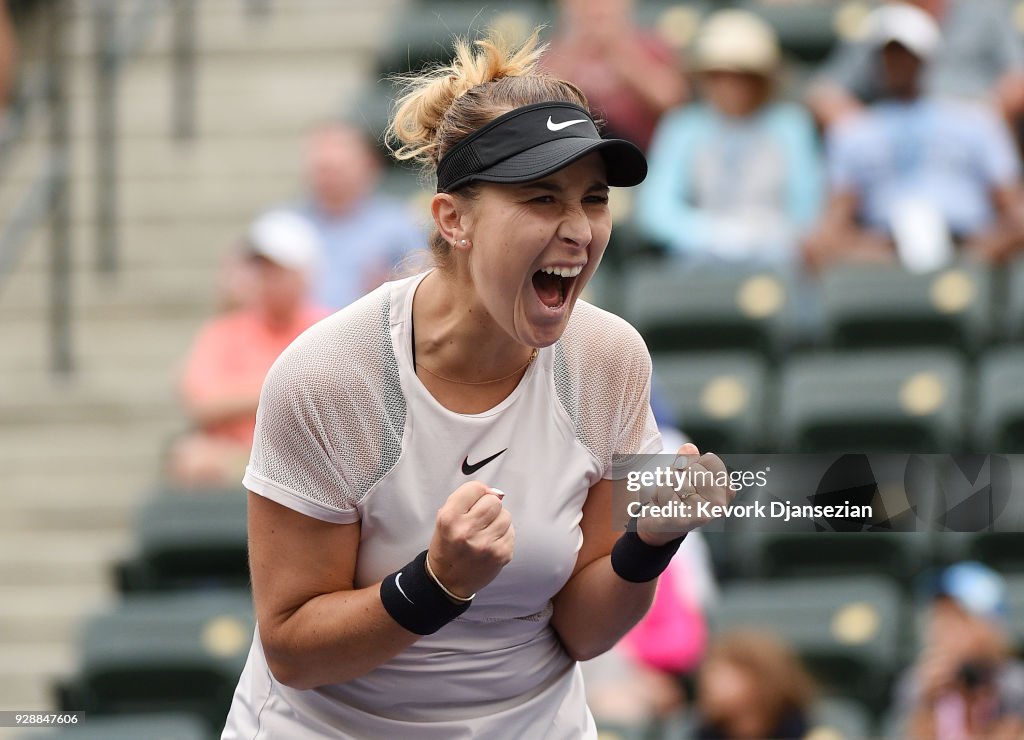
[386,28,547,169]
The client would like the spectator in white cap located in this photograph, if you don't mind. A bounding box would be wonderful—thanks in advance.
[635,9,822,266]
[169,210,330,487]
[804,3,1024,270]
[807,0,1024,134]
[890,562,1024,738]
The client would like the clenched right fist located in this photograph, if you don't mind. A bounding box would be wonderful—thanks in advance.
[427,481,515,599]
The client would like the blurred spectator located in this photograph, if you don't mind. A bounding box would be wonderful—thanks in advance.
[892,562,1024,738]
[694,630,817,739]
[169,211,329,487]
[1,0,15,113]
[807,0,1024,131]
[540,0,687,151]
[804,4,1024,272]
[635,10,822,266]
[294,122,425,310]
[583,534,715,727]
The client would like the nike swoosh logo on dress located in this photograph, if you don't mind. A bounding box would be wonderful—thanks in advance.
[461,448,508,475]
[546,116,588,131]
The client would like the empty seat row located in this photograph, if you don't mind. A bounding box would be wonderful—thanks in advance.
[654,347,1024,454]
[52,573,1024,736]
[614,260,1024,357]
[55,590,253,734]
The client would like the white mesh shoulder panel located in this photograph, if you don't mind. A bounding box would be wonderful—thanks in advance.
[553,300,661,478]
[245,285,405,521]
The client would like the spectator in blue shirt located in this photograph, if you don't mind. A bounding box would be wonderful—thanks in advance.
[804,4,1024,270]
[294,122,426,310]
[807,0,1024,134]
[635,10,822,267]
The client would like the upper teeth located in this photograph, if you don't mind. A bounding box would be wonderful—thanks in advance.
[540,265,584,278]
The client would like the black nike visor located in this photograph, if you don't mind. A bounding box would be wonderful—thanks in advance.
[435,101,648,193]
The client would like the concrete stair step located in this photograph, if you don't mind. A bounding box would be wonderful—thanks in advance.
[0,359,202,399]
[0,313,204,376]
[0,383,183,426]
[5,132,309,182]
[64,1,404,58]
[0,173,299,221]
[1,466,163,529]
[13,218,253,270]
[0,586,113,645]
[0,424,169,470]
[16,59,368,140]
[0,536,121,593]
[2,264,222,315]
[0,642,78,712]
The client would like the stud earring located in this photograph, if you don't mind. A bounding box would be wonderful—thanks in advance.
[459,239,469,247]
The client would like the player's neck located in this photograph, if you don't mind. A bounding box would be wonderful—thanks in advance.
[411,270,536,384]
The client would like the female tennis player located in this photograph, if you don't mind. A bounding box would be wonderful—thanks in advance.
[222,29,734,740]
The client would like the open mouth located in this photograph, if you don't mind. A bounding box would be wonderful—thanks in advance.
[532,266,582,310]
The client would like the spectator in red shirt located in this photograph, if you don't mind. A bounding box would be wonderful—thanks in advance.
[541,0,687,151]
[169,210,330,487]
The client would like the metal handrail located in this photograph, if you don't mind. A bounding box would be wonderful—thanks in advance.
[0,0,275,376]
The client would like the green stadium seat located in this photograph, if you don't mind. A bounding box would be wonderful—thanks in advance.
[969,533,1024,574]
[116,490,248,593]
[728,456,936,583]
[377,3,546,76]
[808,697,874,740]
[58,591,254,732]
[1008,255,1024,340]
[739,0,841,61]
[820,263,995,354]
[710,576,905,710]
[930,456,1024,569]
[741,532,931,585]
[592,719,653,740]
[347,78,403,147]
[1006,574,1024,654]
[975,347,1024,453]
[652,351,769,453]
[622,263,792,355]
[19,712,207,740]
[776,350,967,453]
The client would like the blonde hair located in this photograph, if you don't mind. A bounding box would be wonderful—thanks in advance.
[385,28,589,271]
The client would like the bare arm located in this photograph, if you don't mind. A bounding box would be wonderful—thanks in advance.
[184,393,260,429]
[963,184,1024,263]
[250,480,512,689]
[805,82,864,131]
[248,492,420,689]
[550,478,658,662]
[802,190,893,271]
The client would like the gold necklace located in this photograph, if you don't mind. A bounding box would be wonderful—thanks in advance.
[416,348,539,386]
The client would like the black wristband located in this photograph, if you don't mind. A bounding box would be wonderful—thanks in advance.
[380,550,472,635]
[610,518,686,583]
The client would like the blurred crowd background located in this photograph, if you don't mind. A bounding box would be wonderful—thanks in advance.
[1,0,1024,738]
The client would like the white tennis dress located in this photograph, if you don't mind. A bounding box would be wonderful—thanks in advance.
[222,271,662,739]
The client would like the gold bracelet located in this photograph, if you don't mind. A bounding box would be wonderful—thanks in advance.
[424,554,475,603]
